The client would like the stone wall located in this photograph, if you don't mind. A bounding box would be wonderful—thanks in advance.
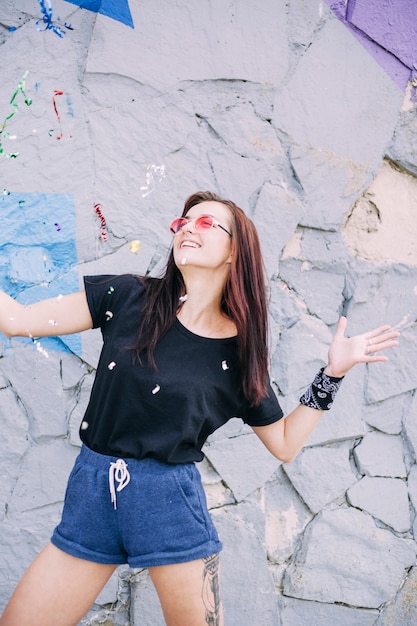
[1,1,417,624]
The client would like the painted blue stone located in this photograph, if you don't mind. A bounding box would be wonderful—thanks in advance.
[0,192,81,355]
[64,0,134,28]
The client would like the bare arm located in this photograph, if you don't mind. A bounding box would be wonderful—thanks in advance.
[252,405,324,463]
[252,317,400,463]
[0,290,93,338]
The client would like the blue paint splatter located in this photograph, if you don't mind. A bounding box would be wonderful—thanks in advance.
[0,192,81,355]
[65,94,74,117]
[64,0,134,28]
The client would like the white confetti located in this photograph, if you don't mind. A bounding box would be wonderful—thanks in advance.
[181,257,187,265]
[152,384,160,394]
[56,294,64,302]
[140,164,166,198]
[48,319,58,326]
[108,361,116,370]
[222,360,229,370]
[81,421,89,430]
[179,294,188,303]
[105,311,113,321]
[26,330,49,358]
[33,338,49,358]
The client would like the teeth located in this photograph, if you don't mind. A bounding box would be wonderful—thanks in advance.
[181,241,199,248]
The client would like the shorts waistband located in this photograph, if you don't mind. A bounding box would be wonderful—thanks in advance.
[78,444,194,471]
[79,444,132,469]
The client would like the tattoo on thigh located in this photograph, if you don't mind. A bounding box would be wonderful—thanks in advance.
[202,553,221,626]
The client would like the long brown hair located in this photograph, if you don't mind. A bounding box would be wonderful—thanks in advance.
[136,191,269,405]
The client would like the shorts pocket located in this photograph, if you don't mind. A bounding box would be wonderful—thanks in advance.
[173,464,209,527]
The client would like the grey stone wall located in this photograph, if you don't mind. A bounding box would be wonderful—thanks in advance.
[1,1,417,624]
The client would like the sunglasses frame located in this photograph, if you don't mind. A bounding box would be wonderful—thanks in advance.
[169,215,232,237]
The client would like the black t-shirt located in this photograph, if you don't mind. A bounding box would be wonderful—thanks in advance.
[80,274,283,463]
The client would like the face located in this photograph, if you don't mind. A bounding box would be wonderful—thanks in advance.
[171,201,233,272]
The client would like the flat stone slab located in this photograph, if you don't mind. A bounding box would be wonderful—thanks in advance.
[283,508,416,608]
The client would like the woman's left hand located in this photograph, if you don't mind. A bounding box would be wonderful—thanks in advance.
[325,316,400,378]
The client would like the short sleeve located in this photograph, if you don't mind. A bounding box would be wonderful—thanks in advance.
[83,274,144,329]
[241,378,284,427]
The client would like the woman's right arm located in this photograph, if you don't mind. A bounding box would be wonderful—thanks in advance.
[0,290,93,338]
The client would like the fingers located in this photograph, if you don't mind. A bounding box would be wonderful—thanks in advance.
[334,316,347,338]
[364,331,400,351]
[332,318,400,370]
[363,336,399,359]
[337,319,399,345]
[365,326,400,342]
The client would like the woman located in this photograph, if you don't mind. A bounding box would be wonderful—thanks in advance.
[0,191,399,626]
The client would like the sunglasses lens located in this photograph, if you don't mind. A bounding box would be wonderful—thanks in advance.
[169,218,187,234]
[195,216,214,231]
[170,215,216,234]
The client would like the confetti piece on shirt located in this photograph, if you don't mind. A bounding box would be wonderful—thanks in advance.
[93,203,108,242]
[105,311,113,321]
[222,360,229,370]
[152,384,161,394]
[108,286,115,294]
[129,240,141,254]
[54,222,62,231]
[108,361,116,370]
[56,294,64,302]
[81,421,89,430]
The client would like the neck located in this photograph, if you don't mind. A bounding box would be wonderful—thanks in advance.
[177,271,236,338]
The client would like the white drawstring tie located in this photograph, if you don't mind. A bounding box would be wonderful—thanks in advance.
[109,459,130,510]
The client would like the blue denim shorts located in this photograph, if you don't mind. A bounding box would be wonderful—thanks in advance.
[51,445,222,568]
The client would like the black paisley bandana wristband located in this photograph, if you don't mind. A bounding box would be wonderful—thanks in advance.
[299,367,344,411]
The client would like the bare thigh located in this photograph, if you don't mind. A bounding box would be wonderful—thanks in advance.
[149,553,223,626]
[0,543,118,626]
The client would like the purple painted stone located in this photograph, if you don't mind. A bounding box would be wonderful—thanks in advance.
[348,0,417,69]
[324,0,416,89]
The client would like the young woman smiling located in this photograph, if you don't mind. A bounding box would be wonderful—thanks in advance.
[0,191,399,626]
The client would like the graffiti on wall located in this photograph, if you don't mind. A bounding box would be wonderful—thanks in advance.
[325,0,417,91]
[64,0,134,28]
[0,0,137,358]
[0,192,81,355]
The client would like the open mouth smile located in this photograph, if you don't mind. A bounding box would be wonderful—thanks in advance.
[180,240,201,249]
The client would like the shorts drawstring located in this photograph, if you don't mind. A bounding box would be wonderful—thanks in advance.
[109,459,130,509]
